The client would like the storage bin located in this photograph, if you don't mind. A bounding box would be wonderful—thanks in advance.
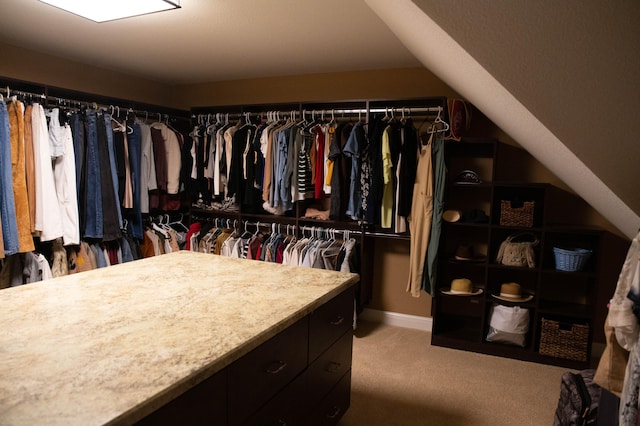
[553,247,592,272]
[539,318,589,362]
[500,200,534,227]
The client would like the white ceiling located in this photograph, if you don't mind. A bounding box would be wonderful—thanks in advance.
[0,0,422,84]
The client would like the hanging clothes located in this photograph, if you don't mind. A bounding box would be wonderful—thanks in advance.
[24,104,36,234]
[50,108,80,246]
[380,122,402,229]
[406,133,434,297]
[313,124,326,199]
[328,122,353,221]
[0,99,19,256]
[103,111,123,230]
[605,230,640,425]
[420,132,447,295]
[364,115,386,225]
[344,121,365,221]
[397,119,418,219]
[7,99,34,252]
[33,103,64,242]
[81,109,103,239]
[608,230,640,351]
[297,124,315,200]
[0,210,3,259]
[227,121,256,206]
[127,121,144,239]
[96,113,121,242]
[138,121,157,214]
[71,111,86,236]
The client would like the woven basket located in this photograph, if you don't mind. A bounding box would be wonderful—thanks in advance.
[539,318,589,361]
[553,247,592,272]
[500,200,534,227]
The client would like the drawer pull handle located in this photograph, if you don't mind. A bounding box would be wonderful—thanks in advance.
[325,361,342,373]
[265,360,287,374]
[326,406,341,419]
[330,316,344,326]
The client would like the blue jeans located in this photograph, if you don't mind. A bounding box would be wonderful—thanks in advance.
[96,114,121,242]
[127,123,143,240]
[120,237,134,263]
[0,101,19,256]
[103,112,123,230]
[0,101,18,255]
[91,243,108,268]
[83,110,103,239]
[72,112,85,204]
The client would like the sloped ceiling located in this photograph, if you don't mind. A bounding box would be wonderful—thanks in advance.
[365,0,640,239]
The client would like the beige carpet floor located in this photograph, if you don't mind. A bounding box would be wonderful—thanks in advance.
[339,320,570,426]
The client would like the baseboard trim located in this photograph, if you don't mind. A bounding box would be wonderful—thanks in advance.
[359,308,433,332]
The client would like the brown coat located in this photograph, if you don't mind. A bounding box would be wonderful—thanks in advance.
[8,100,34,252]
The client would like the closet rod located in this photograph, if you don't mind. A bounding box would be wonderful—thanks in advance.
[193,106,443,122]
[363,230,410,240]
[299,225,363,237]
[307,106,442,115]
[0,86,46,100]
[0,85,188,122]
[46,96,189,123]
[243,220,297,233]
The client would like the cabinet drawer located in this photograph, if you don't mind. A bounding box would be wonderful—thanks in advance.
[309,369,352,426]
[309,287,354,362]
[228,317,309,425]
[306,330,353,403]
[245,330,352,425]
[242,368,309,425]
[135,369,227,425]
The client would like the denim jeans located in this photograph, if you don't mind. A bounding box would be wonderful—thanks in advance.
[83,110,103,239]
[119,236,134,263]
[96,114,121,242]
[103,112,123,230]
[127,123,143,240]
[90,243,108,268]
[0,101,18,255]
[72,112,85,213]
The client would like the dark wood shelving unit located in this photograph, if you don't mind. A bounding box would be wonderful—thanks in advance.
[431,138,614,368]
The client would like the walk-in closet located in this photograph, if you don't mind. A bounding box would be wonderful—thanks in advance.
[1,1,637,425]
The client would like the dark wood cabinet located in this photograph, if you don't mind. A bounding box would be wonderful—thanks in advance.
[431,139,617,368]
[228,317,309,425]
[138,285,355,425]
[135,369,228,426]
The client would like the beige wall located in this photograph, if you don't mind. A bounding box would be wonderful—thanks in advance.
[1,42,174,108]
[175,67,460,109]
[1,45,621,319]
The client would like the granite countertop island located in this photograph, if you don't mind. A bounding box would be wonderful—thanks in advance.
[0,251,359,425]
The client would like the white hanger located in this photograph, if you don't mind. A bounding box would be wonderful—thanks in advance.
[429,107,450,133]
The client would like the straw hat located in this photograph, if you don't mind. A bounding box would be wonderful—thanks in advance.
[443,209,461,222]
[441,278,483,296]
[492,282,533,303]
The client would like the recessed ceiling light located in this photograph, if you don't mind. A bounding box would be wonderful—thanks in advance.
[38,0,181,23]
